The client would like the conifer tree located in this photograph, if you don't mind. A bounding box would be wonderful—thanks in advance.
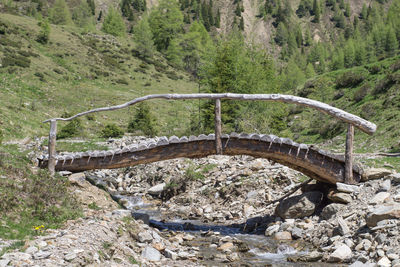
[304,27,312,46]
[149,0,184,51]
[313,0,320,23]
[360,3,368,19]
[49,0,72,25]
[87,0,95,15]
[134,16,155,59]
[72,0,94,29]
[385,26,398,57]
[344,2,351,17]
[37,18,50,44]
[215,9,220,27]
[239,16,244,30]
[128,103,158,137]
[102,7,126,37]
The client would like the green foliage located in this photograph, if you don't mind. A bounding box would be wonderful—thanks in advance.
[72,0,95,30]
[149,0,184,51]
[336,71,365,88]
[128,103,158,137]
[100,123,124,138]
[49,0,72,25]
[37,18,50,44]
[87,0,95,15]
[296,0,312,18]
[133,16,155,59]
[0,129,3,145]
[102,7,126,37]
[312,0,320,22]
[57,119,82,139]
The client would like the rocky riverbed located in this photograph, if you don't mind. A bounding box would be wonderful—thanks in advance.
[2,136,400,266]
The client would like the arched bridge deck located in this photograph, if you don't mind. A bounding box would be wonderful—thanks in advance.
[38,133,363,184]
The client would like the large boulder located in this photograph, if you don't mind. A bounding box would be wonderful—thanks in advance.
[362,168,393,181]
[275,191,323,219]
[366,204,400,227]
[328,244,352,262]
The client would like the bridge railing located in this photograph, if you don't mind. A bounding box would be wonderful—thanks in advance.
[43,93,377,184]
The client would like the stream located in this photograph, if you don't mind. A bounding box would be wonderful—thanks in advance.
[109,192,338,266]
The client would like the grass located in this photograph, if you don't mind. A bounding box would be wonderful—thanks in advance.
[0,144,82,241]
[359,156,400,173]
[0,13,198,142]
[40,139,109,152]
[0,240,25,257]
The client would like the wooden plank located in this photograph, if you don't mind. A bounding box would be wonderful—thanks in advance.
[38,135,362,184]
[345,124,354,184]
[43,93,377,135]
[214,99,222,154]
[48,120,57,176]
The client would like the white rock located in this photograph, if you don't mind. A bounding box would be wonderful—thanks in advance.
[138,231,153,243]
[377,256,391,267]
[147,183,165,195]
[25,246,39,254]
[265,224,280,236]
[64,252,77,262]
[328,244,352,262]
[369,192,391,205]
[380,179,391,191]
[336,183,360,193]
[337,216,350,236]
[33,251,51,260]
[164,249,177,260]
[0,260,10,267]
[141,246,161,261]
[388,254,400,260]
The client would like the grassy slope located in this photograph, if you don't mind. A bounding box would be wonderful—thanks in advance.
[281,56,400,169]
[0,13,198,141]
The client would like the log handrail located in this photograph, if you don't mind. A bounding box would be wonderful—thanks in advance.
[43,93,376,135]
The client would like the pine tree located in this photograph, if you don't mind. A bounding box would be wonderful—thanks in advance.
[134,16,155,58]
[313,0,320,23]
[304,27,312,46]
[149,0,184,51]
[37,18,50,44]
[128,103,158,137]
[235,3,241,16]
[274,23,288,46]
[121,0,134,21]
[239,16,244,30]
[385,26,398,57]
[166,37,184,67]
[49,0,72,25]
[102,7,126,37]
[344,2,351,17]
[215,9,220,28]
[360,3,368,19]
[343,39,355,68]
[295,25,303,47]
[72,0,95,29]
[305,62,316,78]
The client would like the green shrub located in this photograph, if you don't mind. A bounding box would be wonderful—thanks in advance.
[57,119,82,139]
[128,103,158,137]
[319,120,345,139]
[372,74,399,95]
[102,7,126,37]
[37,19,50,44]
[2,54,31,68]
[361,103,376,119]
[336,71,365,88]
[100,123,124,138]
[353,84,370,102]
[391,59,400,72]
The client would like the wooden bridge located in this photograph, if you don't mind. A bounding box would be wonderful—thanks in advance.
[38,93,377,185]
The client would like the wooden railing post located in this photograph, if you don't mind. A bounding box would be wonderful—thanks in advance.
[345,124,354,184]
[214,99,222,154]
[48,119,57,176]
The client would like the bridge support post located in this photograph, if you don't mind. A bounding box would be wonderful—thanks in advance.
[48,120,57,176]
[345,124,354,184]
[214,99,222,154]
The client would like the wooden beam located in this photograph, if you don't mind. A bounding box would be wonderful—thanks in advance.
[345,124,354,184]
[214,99,222,154]
[48,120,57,176]
[43,93,377,135]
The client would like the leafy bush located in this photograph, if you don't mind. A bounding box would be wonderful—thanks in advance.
[128,103,158,137]
[336,71,365,88]
[37,19,50,44]
[372,74,399,95]
[319,120,345,139]
[367,64,381,75]
[100,123,124,138]
[57,119,82,139]
[391,60,400,72]
[360,103,377,120]
[353,84,370,102]
[2,54,31,68]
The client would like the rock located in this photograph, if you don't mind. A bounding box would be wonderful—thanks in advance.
[327,189,352,204]
[321,203,346,220]
[388,254,400,260]
[0,260,10,267]
[389,173,400,183]
[362,168,393,181]
[265,224,280,236]
[380,179,391,191]
[393,260,400,267]
[147,183,166,195]
[64,252,77,262]
[164,249,177,260]
[376,233,387,244]
[68,173,86,187]
[275,191,323,219]
[25,246,39,254]
[274,231,292,240]
[291,227,303,239]
[227,252,240,262]
[377,256,391,267]
[246,190,258,200]
[369,192,391,205]
[350,261,376,267]
[217,242,234,251]
[141,246,161,261]
[328,244,352,262]
[33,251,51,259]
[336,183,360,193]
[366,204,400,227]
[137,231,153,243]
[132,212,150,225]
[288,251,322,262]
[337,216,350,236]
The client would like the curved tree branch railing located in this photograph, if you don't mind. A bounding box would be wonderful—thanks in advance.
[43,93,377,184]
